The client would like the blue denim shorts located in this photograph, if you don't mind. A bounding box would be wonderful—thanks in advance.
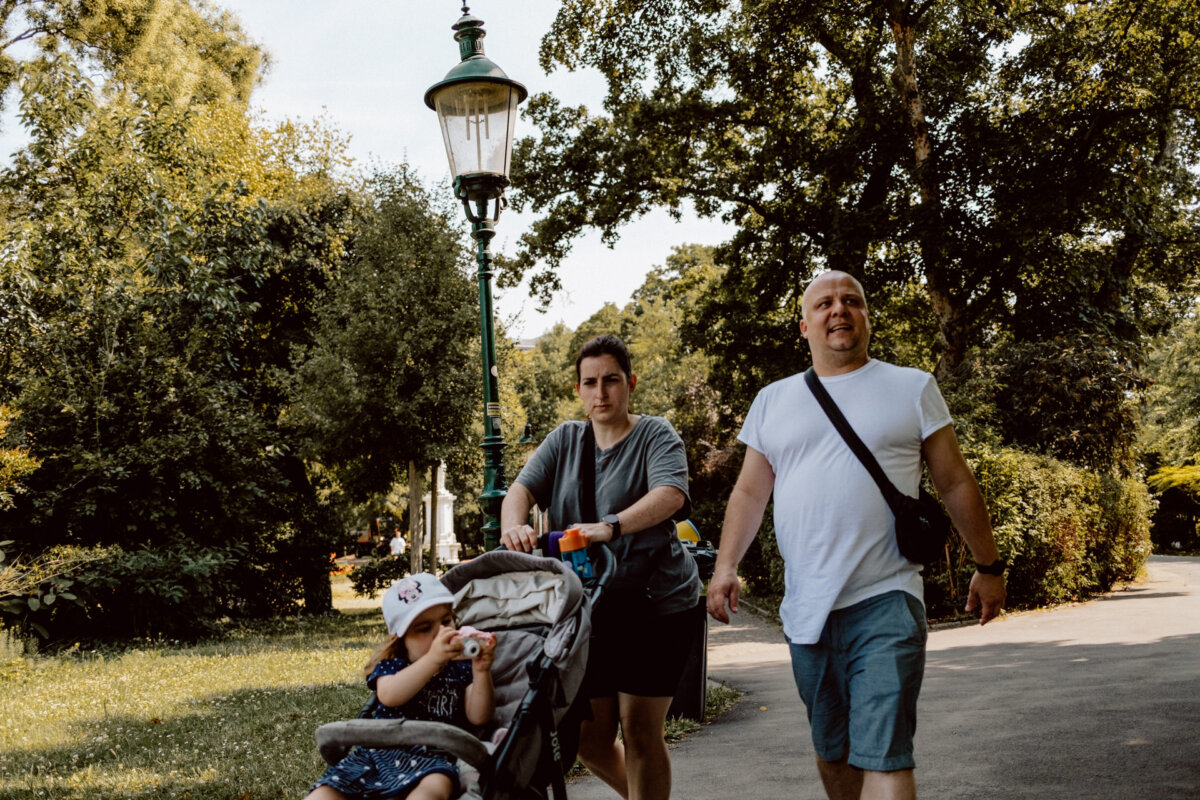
[787,590,928,772]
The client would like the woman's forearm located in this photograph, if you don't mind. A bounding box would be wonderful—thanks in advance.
[500,482,535,532]
[610,484,685,535]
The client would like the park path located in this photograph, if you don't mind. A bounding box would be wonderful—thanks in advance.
[564,556,1200,799]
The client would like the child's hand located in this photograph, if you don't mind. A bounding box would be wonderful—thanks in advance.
[455,626,497,671]
[425,625,461,668]
[471,632,496,672]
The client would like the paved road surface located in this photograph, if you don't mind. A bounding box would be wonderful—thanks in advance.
[564,556,1200,799]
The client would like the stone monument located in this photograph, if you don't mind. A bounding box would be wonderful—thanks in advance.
[423,462,460,565]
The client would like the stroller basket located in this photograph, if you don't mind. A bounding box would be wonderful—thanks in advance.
[315,547,614,800]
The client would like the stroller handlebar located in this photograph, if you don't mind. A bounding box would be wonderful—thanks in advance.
[588,538,616,594]
[316,718,490,769]
[496,533,617,597]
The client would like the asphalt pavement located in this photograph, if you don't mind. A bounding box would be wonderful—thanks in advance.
[565,555,1200,800]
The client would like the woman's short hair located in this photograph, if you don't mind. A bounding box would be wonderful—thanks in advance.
[575,334,632,380]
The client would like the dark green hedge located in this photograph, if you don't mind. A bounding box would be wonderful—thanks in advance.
[739,444,1152,622]
[1,538,313,643]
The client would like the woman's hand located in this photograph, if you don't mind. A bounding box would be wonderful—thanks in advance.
[573,521,617,545]
[500,524,537,552]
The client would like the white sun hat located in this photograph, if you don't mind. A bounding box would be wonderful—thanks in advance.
[381,573,455,638]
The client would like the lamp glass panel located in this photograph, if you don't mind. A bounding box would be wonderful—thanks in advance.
[433,82,518,179]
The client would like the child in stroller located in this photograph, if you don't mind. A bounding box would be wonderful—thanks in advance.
[306,572,498,800]
[315,546,612,800]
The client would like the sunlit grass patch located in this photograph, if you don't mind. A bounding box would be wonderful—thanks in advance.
[0,576,384,800]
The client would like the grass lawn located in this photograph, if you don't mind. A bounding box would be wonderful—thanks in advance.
[0,576,740,800]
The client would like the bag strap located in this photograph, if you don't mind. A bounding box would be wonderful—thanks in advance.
[803,367,907,513]
[579,421,597,522]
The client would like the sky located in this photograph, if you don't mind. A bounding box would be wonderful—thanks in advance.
[205,0,734,339]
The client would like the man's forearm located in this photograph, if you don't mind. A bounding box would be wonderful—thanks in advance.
[714,485,769,574]
[942,478,1000,564]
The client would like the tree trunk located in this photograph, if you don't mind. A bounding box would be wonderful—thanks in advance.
[408,460,424,574]
[885,1,967,377]
[428,462,439,575]
[279,455,334,615]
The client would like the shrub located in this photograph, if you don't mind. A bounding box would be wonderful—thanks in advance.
[923,443,1151,619]
[1146,467,1200,554]
[348,554,410,598]
[0,542,98,639]
[1148,486,1200,554]
[18,543,248,642]
[0,406,40,512]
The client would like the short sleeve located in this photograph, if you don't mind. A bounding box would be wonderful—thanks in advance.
[367,656,409,691]
[514,425,567,509]
[918,375,953,440]
[738,391,768,459]
[644,418,692,520]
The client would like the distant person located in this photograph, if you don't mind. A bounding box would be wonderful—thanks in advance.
[390,528,407,557]
[708,271,1006,800]
[305,573,496,800]
[501,333,699,800]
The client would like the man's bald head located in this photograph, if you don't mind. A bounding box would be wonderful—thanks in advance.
[799,271,872,373]
[801,271,867,320]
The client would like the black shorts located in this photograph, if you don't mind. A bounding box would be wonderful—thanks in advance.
[582,599,700,698]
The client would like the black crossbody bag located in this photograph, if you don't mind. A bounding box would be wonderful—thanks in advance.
[803,367,950,566]
[578,421,677,599]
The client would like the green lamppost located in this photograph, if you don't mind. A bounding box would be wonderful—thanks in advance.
[425,4,527,552]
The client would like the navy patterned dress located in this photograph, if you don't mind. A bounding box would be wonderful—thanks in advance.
[311,657,475,799]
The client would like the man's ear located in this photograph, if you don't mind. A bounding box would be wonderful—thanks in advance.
[800,318,810,340]
[628,374,638,393]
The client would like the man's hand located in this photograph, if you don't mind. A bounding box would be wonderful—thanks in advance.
[966,572,1006,625]
[707,568,741,624]
[500,524,536,553]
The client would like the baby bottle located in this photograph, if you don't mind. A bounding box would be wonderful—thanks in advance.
[559,527,594,579]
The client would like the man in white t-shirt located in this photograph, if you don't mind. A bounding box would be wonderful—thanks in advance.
[707,271,1006,800]
[388,529,406,557]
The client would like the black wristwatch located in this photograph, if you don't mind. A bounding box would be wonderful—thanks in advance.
[602,513,621,540]
[975,557,1008,576]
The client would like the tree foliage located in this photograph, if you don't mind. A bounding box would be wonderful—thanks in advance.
[508,0,1200,473]
[287,166,479,502]
[512,322,576,442]
[0,0,263,110]
[1139,306,1200,552]
[1141,305,1200,468]
[0,54,288,552]
[0,13,441,635]
[0,407,39,512]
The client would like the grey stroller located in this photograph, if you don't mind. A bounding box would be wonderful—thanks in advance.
[316,546,613,799]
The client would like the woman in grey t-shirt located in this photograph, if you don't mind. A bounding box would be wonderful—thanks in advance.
[501,334,700,800]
